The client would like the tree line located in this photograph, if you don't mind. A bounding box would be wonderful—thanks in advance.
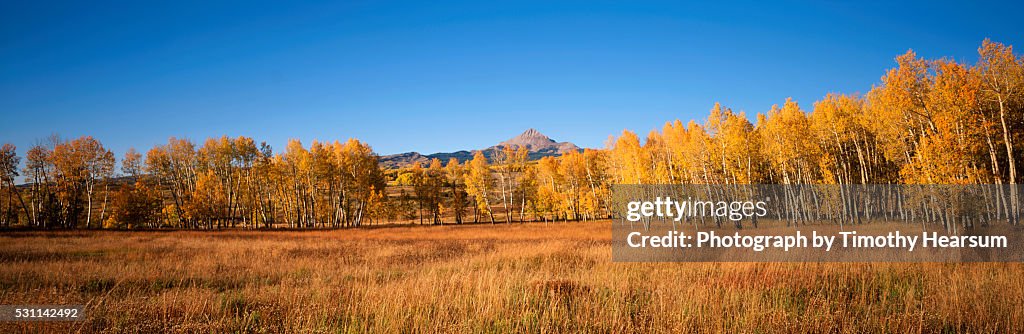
[0,39,1022,229]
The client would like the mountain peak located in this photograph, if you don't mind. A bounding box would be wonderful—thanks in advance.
[500,129,554,149]
[505,128,554,145]
[497,128,578,153]
[519,128,545,139]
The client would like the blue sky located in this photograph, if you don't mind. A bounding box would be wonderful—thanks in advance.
[2,0,1022,160]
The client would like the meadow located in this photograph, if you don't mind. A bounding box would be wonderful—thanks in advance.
[1,222,1022,333]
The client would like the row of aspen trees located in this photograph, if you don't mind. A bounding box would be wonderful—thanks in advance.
[1,136,387,229]
[0,40,1022,229]
[391,147,609,226]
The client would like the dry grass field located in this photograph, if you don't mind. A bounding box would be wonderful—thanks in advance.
[1,222,1023,333]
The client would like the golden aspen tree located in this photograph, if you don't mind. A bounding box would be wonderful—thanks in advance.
[719,110,762,184]
[465,151,496,224]
[812,94,863,185]
[146,137,198,228]
[51,136,114,228]
[307,140,332,227]
[912,59,984,184]
[251,142,277,228]
[122,148,142,179]
[534,156,563,221]
[811,94,873,224]
[865,50,934,176]
[0,144,28,227]
[759,98,817,184]
[513,146,530,222]
[559,150,588,220]
[976,39,1023,224]
[642,130,667,184]
[334,138,385,227]
[684,121,714,186]
[427,158,444,224]
[198,136,235,227]
[282,139,310,228]
[445,157,468,224]
[704,102,729,184]
[271,153,293,228]
[581,149,610,216]
[24,140,57,228]
[408,163,427,224]
[662,120,696,184]
[608,130,651,185]
[190,169,225,228]
[491,145,529,223]
[758,99,818,226]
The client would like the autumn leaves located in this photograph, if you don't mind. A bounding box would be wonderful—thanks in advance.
[605,40,1023,189]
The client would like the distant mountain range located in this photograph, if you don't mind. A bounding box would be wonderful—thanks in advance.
[379,128,581,168]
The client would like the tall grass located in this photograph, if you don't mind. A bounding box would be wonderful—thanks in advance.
[1,223,1021,333]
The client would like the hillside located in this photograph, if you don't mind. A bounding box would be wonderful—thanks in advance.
[379,129,580,168]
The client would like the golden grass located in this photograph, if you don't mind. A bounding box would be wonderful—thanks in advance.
[1,222,1022,333]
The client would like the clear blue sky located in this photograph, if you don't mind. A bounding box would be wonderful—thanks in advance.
[2,0,1022,161]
